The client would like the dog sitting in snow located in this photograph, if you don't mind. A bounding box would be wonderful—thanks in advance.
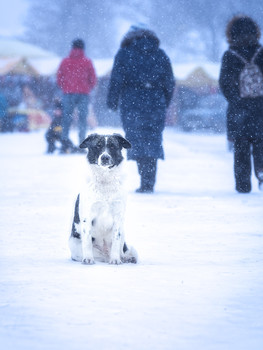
[69,133,138,264]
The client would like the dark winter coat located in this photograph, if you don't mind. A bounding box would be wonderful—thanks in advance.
[107,29,175,160]
[219,17,263,141]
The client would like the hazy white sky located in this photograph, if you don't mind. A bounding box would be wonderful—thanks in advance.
[0,0,29,37]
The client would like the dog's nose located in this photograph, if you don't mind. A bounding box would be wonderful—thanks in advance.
[100,154,111,165]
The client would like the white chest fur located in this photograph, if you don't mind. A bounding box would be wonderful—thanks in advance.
[78,163,127,263]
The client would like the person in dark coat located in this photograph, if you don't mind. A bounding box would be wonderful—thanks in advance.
[107,24,175,193]
[219,15,263,193]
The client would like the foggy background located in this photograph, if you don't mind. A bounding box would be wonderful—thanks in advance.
[1,0,263,131]
[21,0,263,62]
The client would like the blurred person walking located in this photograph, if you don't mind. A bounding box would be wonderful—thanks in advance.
[107,24,175,193]
[219,15,263,193]
[57,38,97,153]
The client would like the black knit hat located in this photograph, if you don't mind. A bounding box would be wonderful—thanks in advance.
[72,38,85,49]
[226,15,260,46]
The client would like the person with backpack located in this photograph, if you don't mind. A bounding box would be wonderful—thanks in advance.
[107,24,175,193]
[219,15,263,193]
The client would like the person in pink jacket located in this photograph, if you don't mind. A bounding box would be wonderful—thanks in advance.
[57,38,97,153]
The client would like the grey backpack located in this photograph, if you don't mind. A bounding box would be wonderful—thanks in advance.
[229,47,263,98]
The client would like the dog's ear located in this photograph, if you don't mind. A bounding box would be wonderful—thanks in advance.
[79,134,99,149]
[113,133,131,149]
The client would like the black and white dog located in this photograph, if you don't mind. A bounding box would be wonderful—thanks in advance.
[69,133,138,265]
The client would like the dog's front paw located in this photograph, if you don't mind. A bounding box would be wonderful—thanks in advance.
[82,258,95,265]
[109,258,122,265]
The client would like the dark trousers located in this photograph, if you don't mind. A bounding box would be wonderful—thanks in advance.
[45,129,62,153]
[62,93,89,144]
[234,137,263,192]
[136,158,157,191]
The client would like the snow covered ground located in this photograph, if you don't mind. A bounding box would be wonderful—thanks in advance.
[0,127,263,350]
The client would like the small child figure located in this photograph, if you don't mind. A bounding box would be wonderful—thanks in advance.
[45,98,76,154]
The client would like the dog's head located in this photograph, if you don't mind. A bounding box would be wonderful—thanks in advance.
[79,133,131,167]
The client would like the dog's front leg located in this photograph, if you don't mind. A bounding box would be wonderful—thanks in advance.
[109,226,122,265]
[81,218,94,264]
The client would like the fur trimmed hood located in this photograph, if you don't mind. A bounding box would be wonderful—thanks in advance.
[120,29,160,49]
[226,15,261,47]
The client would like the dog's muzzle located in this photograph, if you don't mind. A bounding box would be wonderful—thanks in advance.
[99,153,113,167]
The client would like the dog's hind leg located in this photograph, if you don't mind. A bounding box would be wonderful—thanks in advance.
[122,244,138,263]
[78,194,95,265]
[69,236,82,262]
[81,218,95,264]
[121,242,138,263]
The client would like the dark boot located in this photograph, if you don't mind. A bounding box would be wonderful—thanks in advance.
[251,139,263,190]
[60,138,77,154]
[136,158,157,193]
[236,182,251,193]
[46,143,56,154]
[234,139,251,193]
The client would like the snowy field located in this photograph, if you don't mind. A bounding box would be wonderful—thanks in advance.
[0,127,263,350]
